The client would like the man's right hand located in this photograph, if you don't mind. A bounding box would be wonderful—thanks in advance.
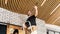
[34,6,38,9]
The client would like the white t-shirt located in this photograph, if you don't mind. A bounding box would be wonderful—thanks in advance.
[31,30,37,34]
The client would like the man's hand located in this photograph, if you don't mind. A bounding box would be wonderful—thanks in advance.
[34,6,38,9]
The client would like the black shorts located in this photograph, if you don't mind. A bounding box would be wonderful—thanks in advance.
[25,21,36,28]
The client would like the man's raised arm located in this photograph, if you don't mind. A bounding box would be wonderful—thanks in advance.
[34,6,38,17]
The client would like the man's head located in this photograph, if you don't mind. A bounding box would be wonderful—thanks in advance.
[13,29,19,34]
[28,11,32,16]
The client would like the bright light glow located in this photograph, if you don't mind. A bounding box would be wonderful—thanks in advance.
[50,4,60,15]
[41,0,46,6]
[5,0,8,4]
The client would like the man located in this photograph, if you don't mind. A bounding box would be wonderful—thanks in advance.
[24,6,38,34]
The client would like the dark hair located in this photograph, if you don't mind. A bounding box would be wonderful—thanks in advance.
[25,22,30,28]
[13,29,19,34]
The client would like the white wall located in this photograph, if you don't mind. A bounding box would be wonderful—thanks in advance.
[46,24,60,34]
[55,32,59,34]
[46,24,60,32]
[36,18,46,34]
[0,7,46,34]
[0,8,24,26]
[49,31,54,34]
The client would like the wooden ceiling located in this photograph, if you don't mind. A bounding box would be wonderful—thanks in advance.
[0,0,60,26]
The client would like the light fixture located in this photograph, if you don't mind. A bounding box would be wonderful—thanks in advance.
[50,4,60,15]
[5,0,8,4]
[41,0,46,6]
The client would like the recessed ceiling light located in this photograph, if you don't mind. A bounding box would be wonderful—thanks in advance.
[41,0,46,6]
